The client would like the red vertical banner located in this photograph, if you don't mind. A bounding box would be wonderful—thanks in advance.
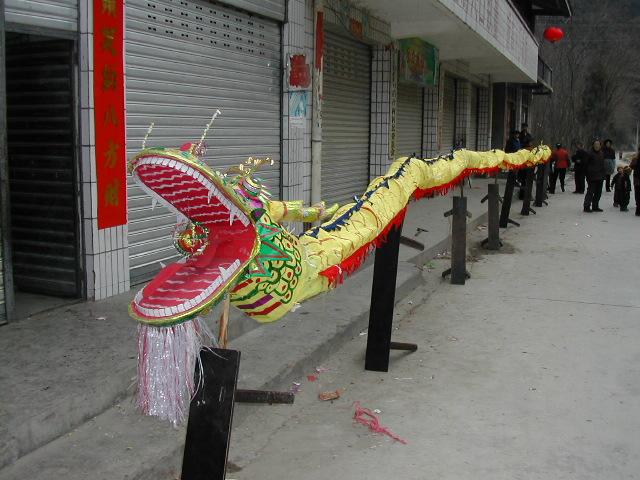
[94,0,127,229]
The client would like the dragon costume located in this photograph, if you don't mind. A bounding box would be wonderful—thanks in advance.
[128,135,551,424]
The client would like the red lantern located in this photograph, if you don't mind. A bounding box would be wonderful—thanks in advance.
[543,26,564,43]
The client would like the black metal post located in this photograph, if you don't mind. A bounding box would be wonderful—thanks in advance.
[442,196,471,284]
[534,164,549,207]
[520,168,536,216]
[365,222,416,372]
[543,161,551,199]
[499,171,520,228]
[481,183,502,250]
[182,348,241,480]
[235,389,294,404]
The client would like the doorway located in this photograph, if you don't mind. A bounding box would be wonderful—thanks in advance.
[4,33,82,320]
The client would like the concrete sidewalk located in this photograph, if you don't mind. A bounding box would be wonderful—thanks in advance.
[0,177,501,479]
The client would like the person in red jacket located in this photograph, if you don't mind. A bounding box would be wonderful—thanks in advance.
[548,143,570,193]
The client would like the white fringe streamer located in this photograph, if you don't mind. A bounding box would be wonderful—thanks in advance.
[136,317,216,425]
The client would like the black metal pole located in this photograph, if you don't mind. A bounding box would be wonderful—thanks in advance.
[499,171,519,228]
[534,164,547,207]
[450,196,468,284]
[365,222,403,372]
[181,348,241,480]
[481,183,502,250]
[442,196,470,284]
[521,168,536,215]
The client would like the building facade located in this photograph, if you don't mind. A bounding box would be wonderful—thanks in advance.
[0,0,569,321]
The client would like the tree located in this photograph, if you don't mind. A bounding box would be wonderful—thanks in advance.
[531,0,640,149]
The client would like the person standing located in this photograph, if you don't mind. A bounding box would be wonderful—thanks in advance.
[602,139,616,192]
[617,167,632,212]
[519,123,533,149]
[583,140,605,212]
[548,143,570,193]
[630,148,640,216]
[571,142,588,194]
[611,166,624,207]
[504,129,521,153]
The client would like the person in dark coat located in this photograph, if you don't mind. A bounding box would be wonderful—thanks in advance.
[614,167,632,212]
[519,123,533,149]
[630,148,640,216]
[611,166,624,207]
[583,140,605,212]
[602,139,616,192]
[504,129,521,153]
[571,142,588,194]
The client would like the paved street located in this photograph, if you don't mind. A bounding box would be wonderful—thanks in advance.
[229,182,640,480]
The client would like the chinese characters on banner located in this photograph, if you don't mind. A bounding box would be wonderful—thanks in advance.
[94,0,127,229]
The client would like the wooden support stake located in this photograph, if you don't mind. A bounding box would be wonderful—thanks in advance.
[218,294,231,348]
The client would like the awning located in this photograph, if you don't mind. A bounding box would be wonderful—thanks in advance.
[532,0,572,17]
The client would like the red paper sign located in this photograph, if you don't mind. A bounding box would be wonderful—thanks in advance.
[94,0,127,229]
[289,54,311,88]
[350,19,363,39]
[315,11,324,72]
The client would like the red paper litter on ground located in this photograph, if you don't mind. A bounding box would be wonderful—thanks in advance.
[353,402,407,444]
[307,374,317,382]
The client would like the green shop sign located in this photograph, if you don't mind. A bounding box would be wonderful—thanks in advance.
[398,38,439,87]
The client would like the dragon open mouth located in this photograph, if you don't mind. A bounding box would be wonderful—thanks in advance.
[128,149,258,326]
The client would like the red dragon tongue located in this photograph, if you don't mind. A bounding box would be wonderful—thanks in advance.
[143,263,183,298]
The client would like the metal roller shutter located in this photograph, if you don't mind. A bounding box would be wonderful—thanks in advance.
[6,39,80,296]
[4,0,78,32]
[396,83,423,158]
[468,85,478,150]
[221,0,285,21]
[441,75,455,153]
[0,227,5,324]
[322,30,371,206]
[126,0,281,285]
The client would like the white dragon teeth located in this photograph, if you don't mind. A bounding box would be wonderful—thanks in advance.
[229,210,236,225]
[219,266,231,281]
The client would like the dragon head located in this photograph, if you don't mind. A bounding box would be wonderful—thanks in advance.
[128,140,296,326]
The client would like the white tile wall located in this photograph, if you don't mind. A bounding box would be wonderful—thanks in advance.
[369,46,394,178]
[423,86,439,157]
[79,0,129,300]
[477,87,492,150]
[455,79,470,148]
[281,0,314,208]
